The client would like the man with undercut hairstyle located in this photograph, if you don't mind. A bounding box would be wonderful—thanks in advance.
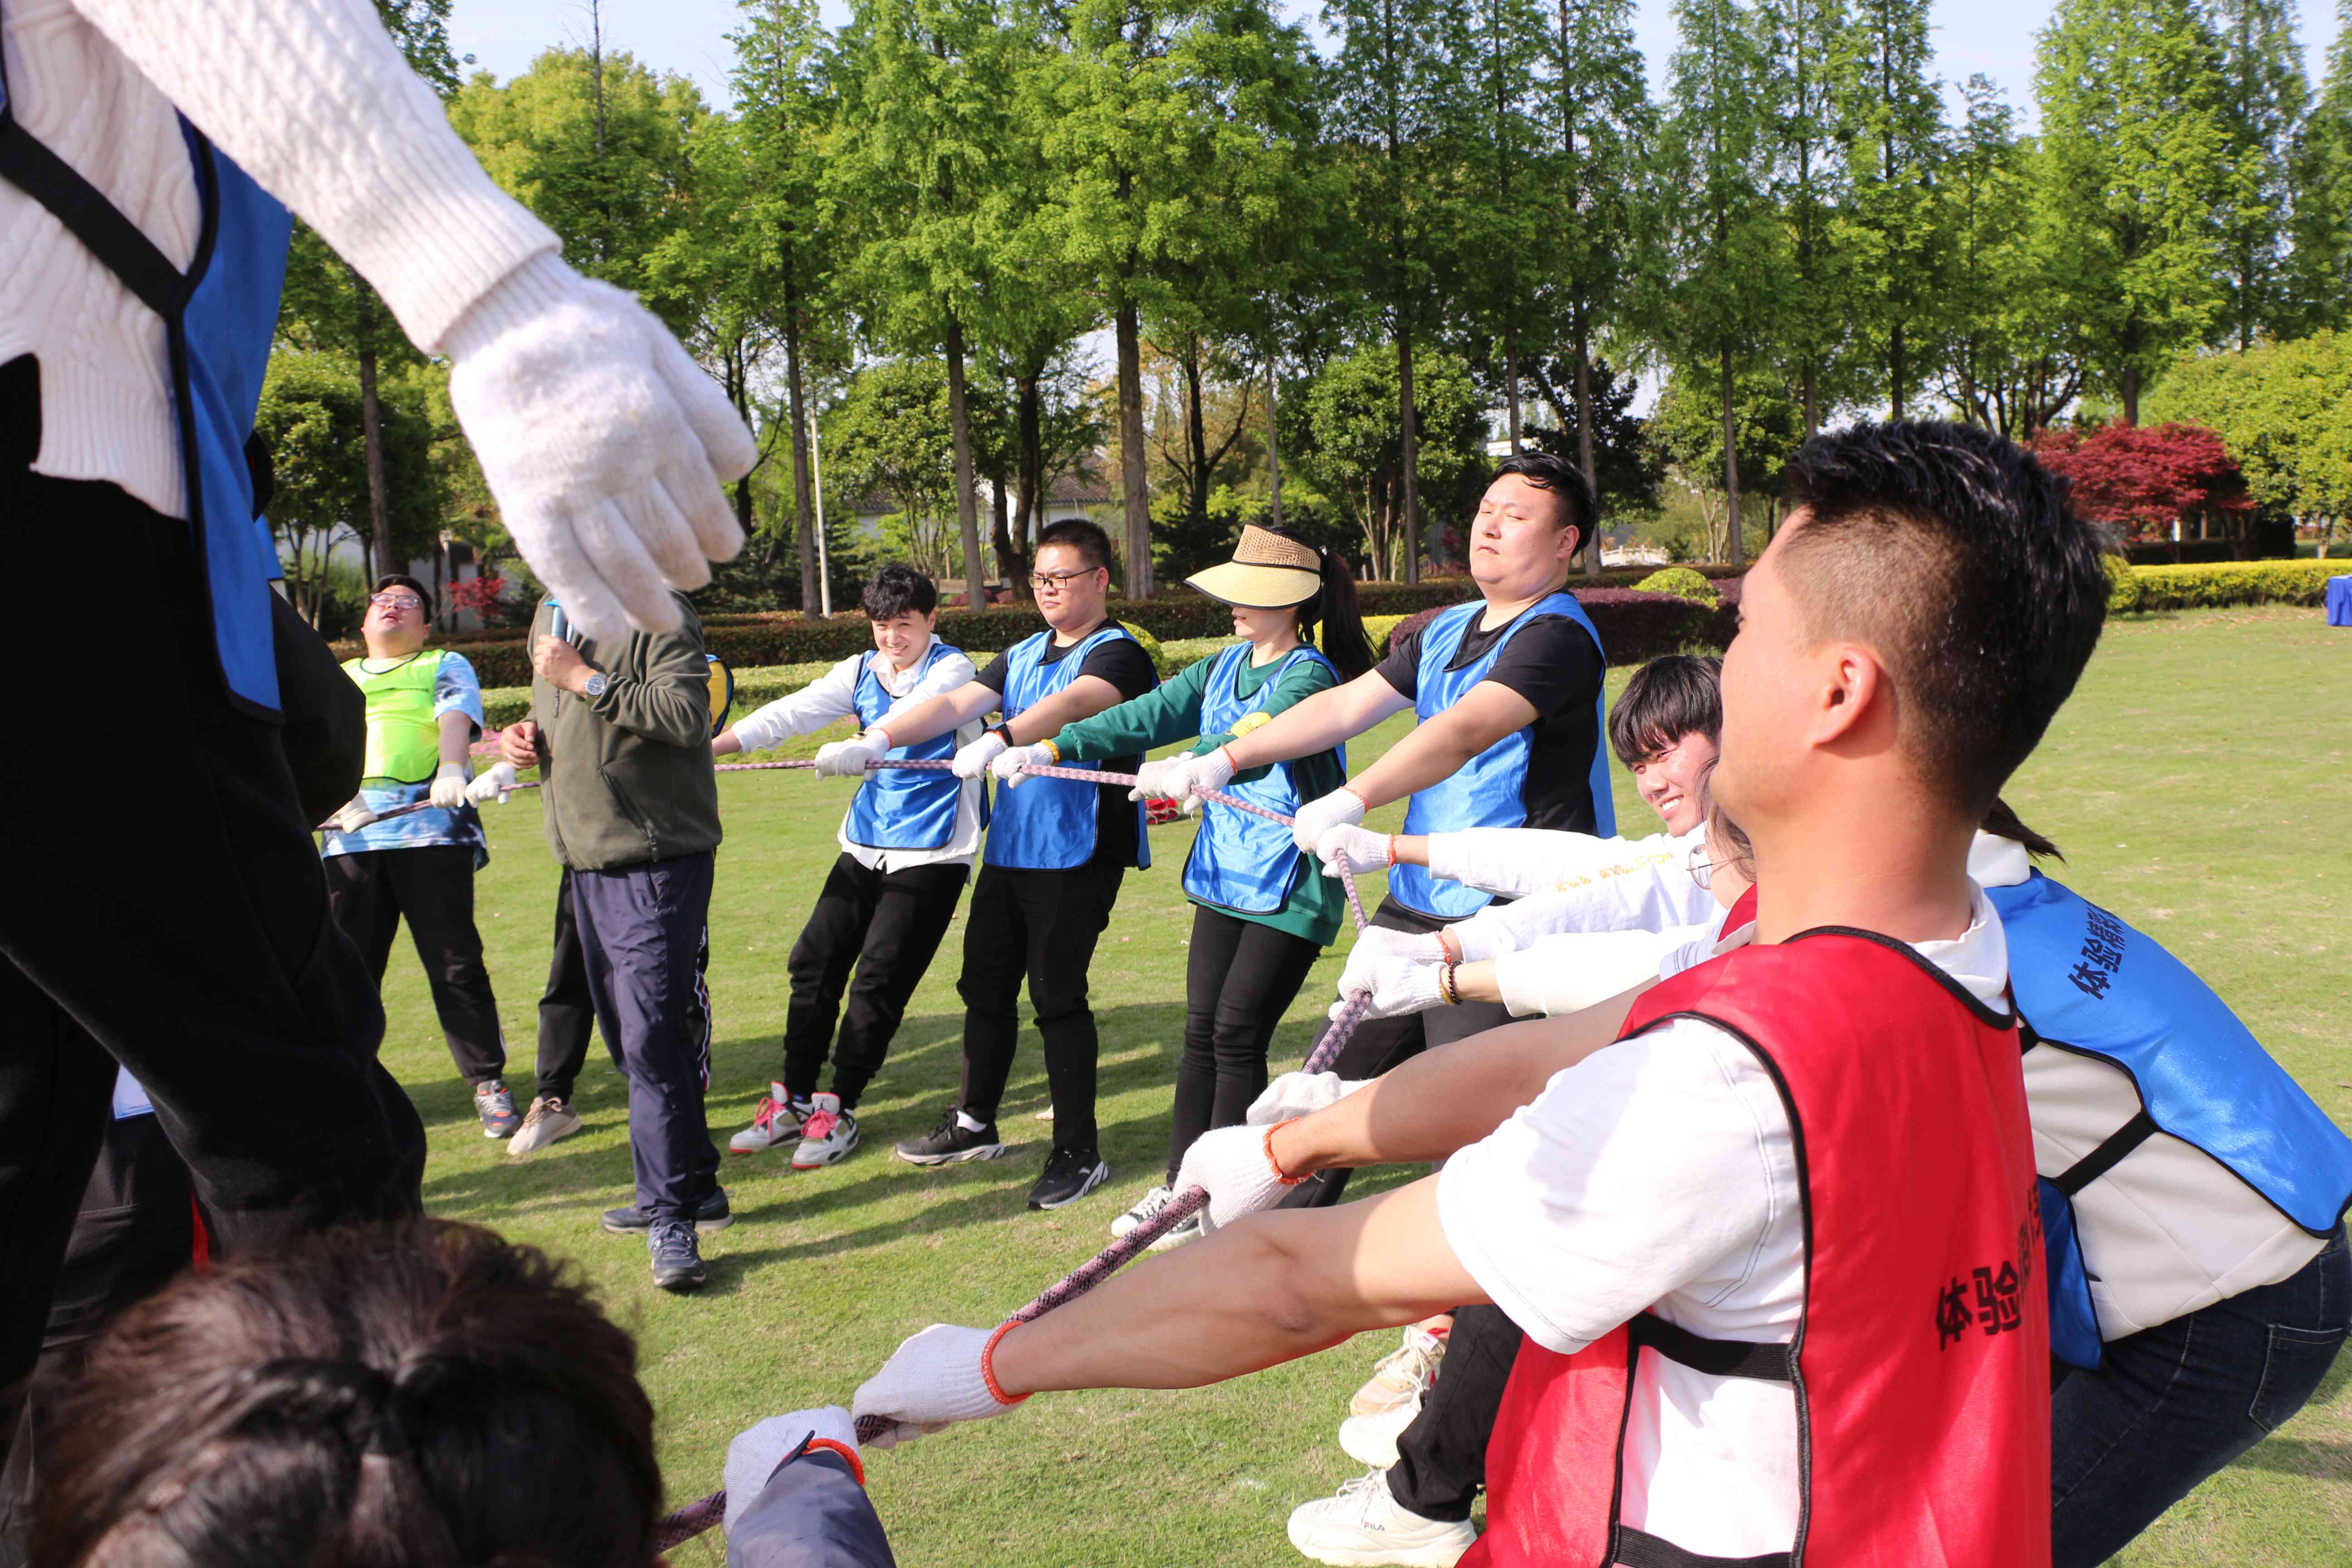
[855,422,2110,1568]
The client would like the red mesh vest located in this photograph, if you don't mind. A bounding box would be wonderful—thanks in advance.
[1464,926,2048,1568]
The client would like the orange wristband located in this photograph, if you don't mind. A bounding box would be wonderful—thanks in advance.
[980,1319,1032,1408]
[1264,1118,1310,1186]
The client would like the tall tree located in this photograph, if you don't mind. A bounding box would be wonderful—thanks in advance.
[1456,0,1546,452]
[830,0,1022,610]
[2286,0,2352,334]
[1755,0,1846,435]
[2035,0,2231,423]
[2209,0,2309,349]
[1657,0,1776,566]
[1535,0,1653,573]
[1832,0,1945,419]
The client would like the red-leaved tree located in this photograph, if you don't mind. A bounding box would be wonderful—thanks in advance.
[2032,423,2254,550]
[446,573,508,624]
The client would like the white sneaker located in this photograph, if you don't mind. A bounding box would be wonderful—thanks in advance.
[1147,1209,1204,1252]
[507,1096,582,1158]
[1351,1325,1446,1418]
[789,1093,860,1169]
[1110,1184,1176,1240]
[1286,1470,1476,1568]
[1340,1400,1421,1468]
[730,1084,808,1154]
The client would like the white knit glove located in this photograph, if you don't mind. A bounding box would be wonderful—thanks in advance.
[1132,747,1235,816]
[428,762,469,811]
[1174,1122,1301,1233]
[1335,950,1449,1021]
[1446,911,1519,965]
[1290,786,1367,852]
[466,761,520,804]
[1247,1071,1374,1126]
[1335,926,1447,1005]
[443,255,756,641]
[952,730,1008,780]
[1315,823,1392,879]
[328,797,378,833]
[990,741,1055,789]
[723,1407,859,1534]
[814,731,888,779]
[851,1324,1025,1451]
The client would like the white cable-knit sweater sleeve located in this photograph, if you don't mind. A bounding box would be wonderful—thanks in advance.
[69,0,556,351]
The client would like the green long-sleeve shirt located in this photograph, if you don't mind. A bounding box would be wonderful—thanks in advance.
[1052,644,1346,945]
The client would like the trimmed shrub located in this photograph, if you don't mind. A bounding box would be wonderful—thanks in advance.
[2127,559,2339,611]
[1632,567,1720,607]
[1118,620,1170,677]
[1375,588,1739,666]
[2103,554,2142,614]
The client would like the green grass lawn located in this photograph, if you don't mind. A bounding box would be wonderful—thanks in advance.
[378,605,2352,1568]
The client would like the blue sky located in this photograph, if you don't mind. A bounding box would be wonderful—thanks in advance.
[447,0,2344,131]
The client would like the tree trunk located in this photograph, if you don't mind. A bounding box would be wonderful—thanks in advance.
[1115,295,1151,598]
[1504,323,1523,455]
[1803,363,1820,441]
[1009,371,1041,602]
[1398,321,1421,585]
[943,315,988,611]
[990,464,1014,593]
[1265,343,1284,533]
[1720,344,1745,570]
[1184,334,1211,539]
[1890,317,1906,421]
[1574,318,1601,579]
[783,234,819,615]
[358,339,391,581]
[2120,361,2140,427]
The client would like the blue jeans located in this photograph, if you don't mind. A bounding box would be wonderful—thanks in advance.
[2052,1225,2349,1568]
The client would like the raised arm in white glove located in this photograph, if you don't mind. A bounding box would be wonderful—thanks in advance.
[989,741,1055,789]
[1247,1070,1374,1126]
[328,797,378,833]
[428,761,469,812]
[465,761,519,804]
[850,1323,1027,1451]
[722,1406,861,1534]
[1171,1121,1308,1233]
[1314,823,1392,879]
[952,730,1008,780]
[1334,950,1448,1021]
[1289,786,1367,853]
[1333,926,1446,1004]
[814,730,889,779]
[1130,747,1234,815]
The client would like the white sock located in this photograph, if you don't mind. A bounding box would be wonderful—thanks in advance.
[955,1110,989,1133]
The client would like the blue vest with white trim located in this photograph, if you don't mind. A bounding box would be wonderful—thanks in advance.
[0,46,292,716]
[984,624,1150,872]
[1994,871,2352,1368]
[1182,642,1340,916]
[1388,595,1615,920]
[845,642,970,852]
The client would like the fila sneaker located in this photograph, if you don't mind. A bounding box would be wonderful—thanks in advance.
[1340,1400,1422,1468]
[1285,1470,1477,1568]
[1350,1325,1446,1418]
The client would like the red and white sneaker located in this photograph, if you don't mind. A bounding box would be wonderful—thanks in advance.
[730,1084,809,1154]
[791,1092,860,1169]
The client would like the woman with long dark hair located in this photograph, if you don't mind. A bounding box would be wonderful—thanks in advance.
[992,525,1376,1247]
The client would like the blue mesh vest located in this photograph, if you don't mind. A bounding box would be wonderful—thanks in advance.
[1182,642,1340,916]
[1994,871,2352,1368]
[985,625,1149,872]
[1388,595,1615,919]
[844,642,971,852]
[0,41,292,716]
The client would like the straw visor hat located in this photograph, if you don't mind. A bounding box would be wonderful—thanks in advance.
[1184,525,1323,609]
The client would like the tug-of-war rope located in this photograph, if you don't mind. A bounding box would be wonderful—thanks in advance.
[326,759,1374,1551]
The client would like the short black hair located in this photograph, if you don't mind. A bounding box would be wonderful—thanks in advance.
[1036,518,1114,574]
[1608,655,1722,766]
[1780,421,2108,816]
[371,573,433,612]
[1489,452,1596,547]
[862,563,937,620]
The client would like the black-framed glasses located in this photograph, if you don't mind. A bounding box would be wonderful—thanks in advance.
[369,593,425,612]
[1029,567,1099,591]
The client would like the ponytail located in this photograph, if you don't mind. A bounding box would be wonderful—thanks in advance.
[1299,547,1376,682]
[1982,797,2063,861]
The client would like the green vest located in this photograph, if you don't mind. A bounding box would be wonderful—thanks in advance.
[345,649,448,784]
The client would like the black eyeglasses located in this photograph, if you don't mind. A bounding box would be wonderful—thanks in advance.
[1030,567,1098,591]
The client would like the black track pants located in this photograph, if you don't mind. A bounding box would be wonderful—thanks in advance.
[1166,906,1323,1182]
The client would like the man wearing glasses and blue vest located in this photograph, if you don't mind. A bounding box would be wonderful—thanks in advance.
[814,520,1158,1212]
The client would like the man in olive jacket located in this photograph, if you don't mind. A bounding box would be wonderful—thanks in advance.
[499,592,725,1291]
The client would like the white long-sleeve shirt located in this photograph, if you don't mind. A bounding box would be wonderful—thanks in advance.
[727,638,982,872]
[1,0,554,519]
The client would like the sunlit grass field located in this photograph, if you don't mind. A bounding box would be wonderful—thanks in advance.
[377,603,2350,1568]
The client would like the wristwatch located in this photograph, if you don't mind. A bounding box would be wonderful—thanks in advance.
[582,672,610,700]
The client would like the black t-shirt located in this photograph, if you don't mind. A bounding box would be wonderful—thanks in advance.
[978,626,1159,867]
[1374,602,1607,835]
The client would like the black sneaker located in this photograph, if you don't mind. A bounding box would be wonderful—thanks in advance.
[893,1111,1006,1166]
[1029,1147,1110,1210]
[648,1219,706,1292]
[602,1186,733,1234]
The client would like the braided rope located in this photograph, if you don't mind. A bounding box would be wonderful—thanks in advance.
[421,753,1377,1549]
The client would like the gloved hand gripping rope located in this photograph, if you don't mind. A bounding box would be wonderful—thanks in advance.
[641,757,1378,1551]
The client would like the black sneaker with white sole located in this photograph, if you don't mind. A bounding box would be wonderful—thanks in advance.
[1029,1146,1110,1210]
[602,1186,733,1234]
[893,1112,1006,1166]
[647,1219,707,1292]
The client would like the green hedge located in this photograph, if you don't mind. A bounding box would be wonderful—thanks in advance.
[2112,558,2341,613]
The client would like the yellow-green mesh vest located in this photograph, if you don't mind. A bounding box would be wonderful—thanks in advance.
[344,649,449,784]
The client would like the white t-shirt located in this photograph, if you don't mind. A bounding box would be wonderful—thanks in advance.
[1431,827,1716,963]
[1436,888,2011,1560]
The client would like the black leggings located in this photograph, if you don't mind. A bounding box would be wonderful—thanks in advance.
[1166,907,1323,1183]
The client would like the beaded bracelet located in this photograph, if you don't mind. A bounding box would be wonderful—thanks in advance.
[1438,961,1460,1006]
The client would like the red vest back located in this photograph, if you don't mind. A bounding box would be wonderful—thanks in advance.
[1465,928,2048,1568]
